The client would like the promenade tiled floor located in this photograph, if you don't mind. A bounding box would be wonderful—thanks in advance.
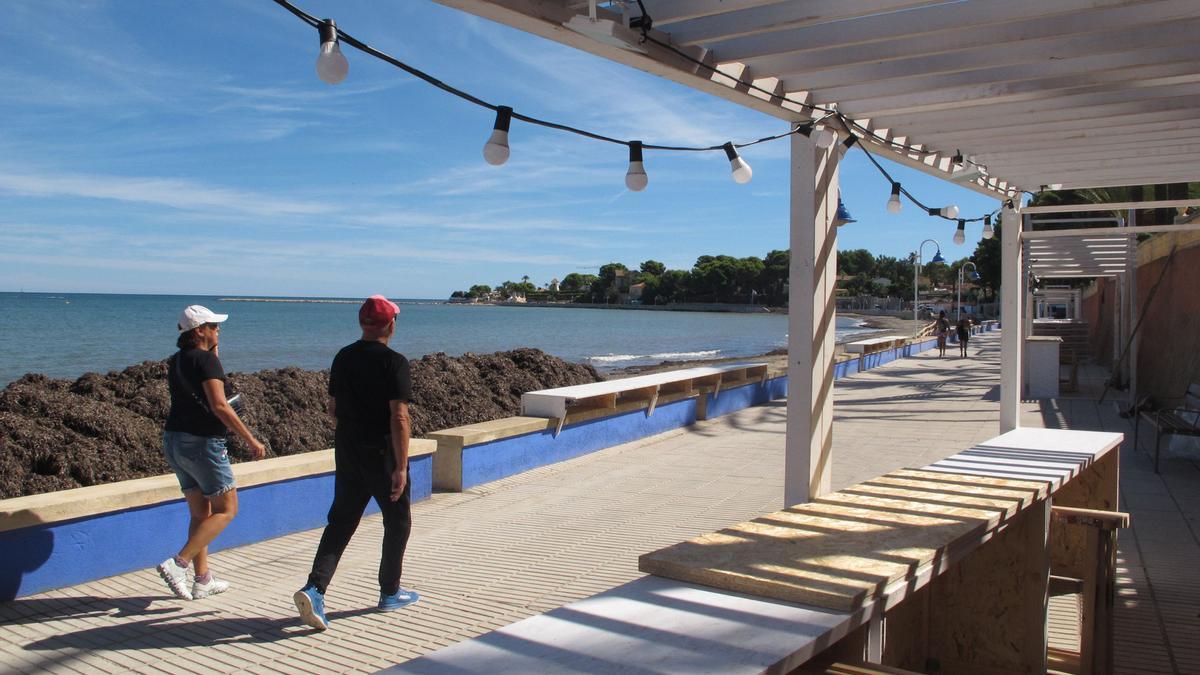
[1,332,1196,674]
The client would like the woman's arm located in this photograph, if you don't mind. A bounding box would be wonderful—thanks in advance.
[202,378,266,459]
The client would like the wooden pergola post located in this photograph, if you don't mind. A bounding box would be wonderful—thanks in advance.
[1000,201,1024,432]
[784,131,839,506]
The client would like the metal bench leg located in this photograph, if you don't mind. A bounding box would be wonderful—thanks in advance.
[1154,428,1162,474]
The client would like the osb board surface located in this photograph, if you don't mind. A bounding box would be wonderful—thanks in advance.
[639,469,1048,612]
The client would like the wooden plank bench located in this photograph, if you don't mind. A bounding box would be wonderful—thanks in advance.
[1134,382,1200,473]
[844,335,903,354]
[390,428,1122,675]
[521,362,768,435]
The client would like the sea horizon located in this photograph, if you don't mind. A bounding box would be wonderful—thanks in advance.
[0,291,879,386]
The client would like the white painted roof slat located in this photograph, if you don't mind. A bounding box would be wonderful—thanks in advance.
[436,0,1200,192]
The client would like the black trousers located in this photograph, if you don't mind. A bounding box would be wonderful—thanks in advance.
[306,428,411,595]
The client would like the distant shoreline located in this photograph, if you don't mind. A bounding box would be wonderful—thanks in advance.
[463,300,778,314]
[218,298,360,304]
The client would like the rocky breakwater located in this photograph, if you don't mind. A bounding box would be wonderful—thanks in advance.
[0,349,602,499]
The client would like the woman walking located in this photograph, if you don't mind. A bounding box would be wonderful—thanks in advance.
[156,305,266,600]
[935,310,951,357]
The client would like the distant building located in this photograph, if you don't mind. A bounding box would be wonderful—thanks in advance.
[549,278,560,292]
[629,282,645,304]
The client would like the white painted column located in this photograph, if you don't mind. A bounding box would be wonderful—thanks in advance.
[1000,202,1023,432]
[784,132,839,506]
[1126,209,1138,405]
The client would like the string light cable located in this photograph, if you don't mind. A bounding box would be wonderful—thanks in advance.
[272,0,998,236]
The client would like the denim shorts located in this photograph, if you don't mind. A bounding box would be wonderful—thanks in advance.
[162,431,236,497]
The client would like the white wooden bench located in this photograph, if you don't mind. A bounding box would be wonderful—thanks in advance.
[1135,382,1200,473]
[389,428,1122,675]
[521,362,769,435]
[845,335,902,354]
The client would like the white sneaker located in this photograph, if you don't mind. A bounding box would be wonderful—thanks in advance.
[192,575,230,600]
[157,558,193,600]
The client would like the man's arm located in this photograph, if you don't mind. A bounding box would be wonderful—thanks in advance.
[387,399,410,501]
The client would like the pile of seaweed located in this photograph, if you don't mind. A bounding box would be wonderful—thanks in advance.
[0,349,602,499]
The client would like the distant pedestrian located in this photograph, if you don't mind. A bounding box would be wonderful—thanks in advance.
[294,295,419,631]
[935,310,951,357]
[956,316,972,357]
[157,305,267,601]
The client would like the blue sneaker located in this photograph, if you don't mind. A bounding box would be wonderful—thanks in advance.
[378,587,420,611]
[293,585,329,631]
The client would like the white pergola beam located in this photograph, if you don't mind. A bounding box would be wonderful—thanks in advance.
[822,44,1200,106]
[869,90,1200,137]
[867,83,1200,135]
[974,132,1200,158]
[702,0,1147,59]
[927,108,1200,146]
[848,71,1200,119]
[1022,199,1200,215]
[766,17,1200,91]
[657,0,947,42]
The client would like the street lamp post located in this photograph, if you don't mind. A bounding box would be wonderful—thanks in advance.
[913,239,945,337]
[957,262,980,322]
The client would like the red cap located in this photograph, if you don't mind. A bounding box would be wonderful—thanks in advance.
[359,295,400,326]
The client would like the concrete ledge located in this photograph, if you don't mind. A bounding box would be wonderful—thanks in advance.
[0,440,436,533]
[0,440,436,600]
[429,392,702,491]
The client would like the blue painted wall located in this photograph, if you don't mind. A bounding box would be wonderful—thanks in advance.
[705,377,788,418]
[460,398,699,489]
[0,454,432,601]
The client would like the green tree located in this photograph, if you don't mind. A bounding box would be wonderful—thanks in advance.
[690,255,739,302]
[467,284,492,299]
[837,248,875,277]
[971,225,1001,300]
[639,259,666,277]
[657,269,690,303]
[733,256,765,301]
[560,273,596,292]
[761,249,789,305]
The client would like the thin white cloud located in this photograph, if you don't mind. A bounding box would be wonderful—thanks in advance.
[0,170,337,218]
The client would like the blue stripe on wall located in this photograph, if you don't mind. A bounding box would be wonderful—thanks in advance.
[0,454,432,601]
[460,398,699,489]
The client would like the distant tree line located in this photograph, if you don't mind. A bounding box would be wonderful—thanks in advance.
[450,239,1002,306]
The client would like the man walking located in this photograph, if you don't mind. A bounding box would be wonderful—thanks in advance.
[294,295,419,630]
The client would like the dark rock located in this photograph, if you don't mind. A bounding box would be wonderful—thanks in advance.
[0,349,602,499]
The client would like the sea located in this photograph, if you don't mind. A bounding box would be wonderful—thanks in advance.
[0,293,879,386]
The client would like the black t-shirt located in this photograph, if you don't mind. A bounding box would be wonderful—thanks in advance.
[329,340,412,438]
[165,348,228,437]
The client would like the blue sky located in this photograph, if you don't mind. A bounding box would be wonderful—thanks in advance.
[0,0,1002,299]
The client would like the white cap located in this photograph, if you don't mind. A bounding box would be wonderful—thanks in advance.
[178,305,228,332]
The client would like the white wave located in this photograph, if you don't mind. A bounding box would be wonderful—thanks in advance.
[588,350,720,364]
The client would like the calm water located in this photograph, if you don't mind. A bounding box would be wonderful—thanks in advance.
[0,293,877,385]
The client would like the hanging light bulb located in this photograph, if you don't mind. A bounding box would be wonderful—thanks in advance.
[814,127,838,149]
[625,141,647,192]
[940,204,960,219]
[981,214,994,239]
[723,142,752,184]
[886,183,902,214]
[483,106,512,166]
[953,219,966,245]
[315,19,349,85]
